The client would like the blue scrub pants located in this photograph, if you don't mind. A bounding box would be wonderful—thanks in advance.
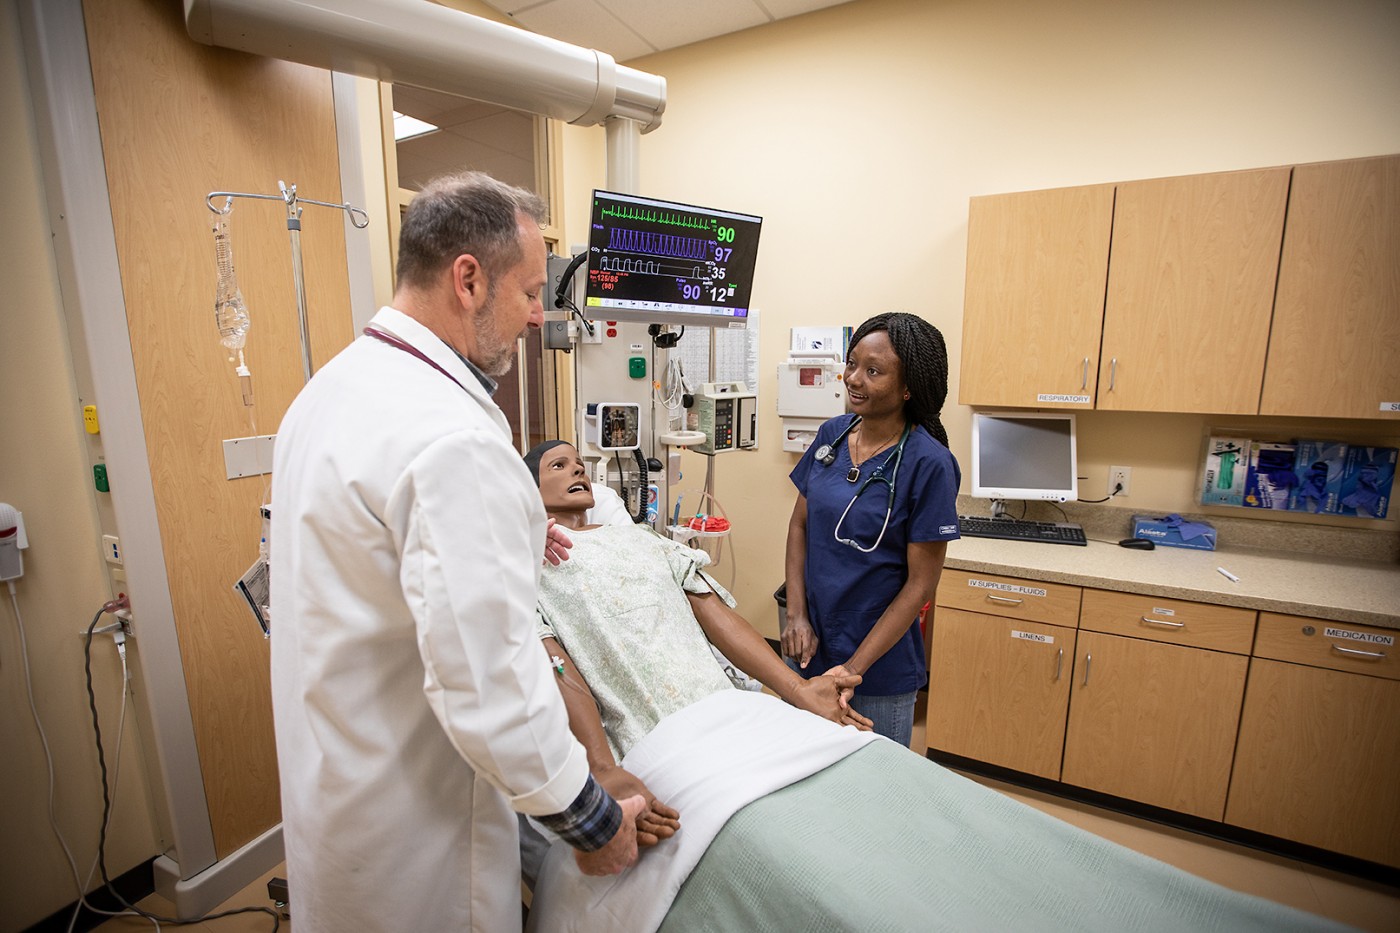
[849,690,917,749]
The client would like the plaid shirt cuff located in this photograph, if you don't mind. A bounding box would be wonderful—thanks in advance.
[534,774,621,852]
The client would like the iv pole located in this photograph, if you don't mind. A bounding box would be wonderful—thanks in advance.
[206,181,370,383]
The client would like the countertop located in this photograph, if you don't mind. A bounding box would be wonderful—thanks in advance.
[944,536,1400,630]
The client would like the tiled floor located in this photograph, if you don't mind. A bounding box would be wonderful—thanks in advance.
[93,710,1399,932]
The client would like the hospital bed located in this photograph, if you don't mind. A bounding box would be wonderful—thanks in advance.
[526,690,1348,933]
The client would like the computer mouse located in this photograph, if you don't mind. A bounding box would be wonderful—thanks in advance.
[1118,537,1156,550]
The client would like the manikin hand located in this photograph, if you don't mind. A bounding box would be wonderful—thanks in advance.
[824,664,861,712]
[543,518,573,566]
[780,614,818,669]
[595,766,681,847]
[790,669,873,730]
[575,794,645,876]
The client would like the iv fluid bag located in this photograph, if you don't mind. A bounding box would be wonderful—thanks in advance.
[213,217,250,354]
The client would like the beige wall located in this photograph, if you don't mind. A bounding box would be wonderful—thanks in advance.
[562,0,1400,634]
[0,1,161,927]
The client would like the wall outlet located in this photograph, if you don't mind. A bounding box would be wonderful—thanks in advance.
[102,534,123,564]
[1109,465,1132,498]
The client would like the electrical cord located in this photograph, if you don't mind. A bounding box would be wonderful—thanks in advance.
[77,600,281,931]
[6,585,158,929]
[1078,482,1124,504]
[553,252,595,337]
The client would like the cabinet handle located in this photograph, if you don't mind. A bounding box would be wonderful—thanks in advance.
[986,595,1024,605]
[1055,647,1063,681]
[1139,615,1185,629]
[1109,358,1117,392]
[1081,357,1089,391]
[1082,652,1092,686]
[1331,643,1386,660]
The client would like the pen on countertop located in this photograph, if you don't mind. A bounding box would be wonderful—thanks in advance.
[1217,567,1240,583]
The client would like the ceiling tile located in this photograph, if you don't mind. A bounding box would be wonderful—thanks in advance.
[597,0,768,52]
[758,0,852,19]
[511,0,657,61]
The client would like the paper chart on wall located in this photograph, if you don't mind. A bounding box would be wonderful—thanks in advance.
[674,308,760,391]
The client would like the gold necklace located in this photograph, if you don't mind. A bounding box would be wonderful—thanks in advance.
[847,425,902,482]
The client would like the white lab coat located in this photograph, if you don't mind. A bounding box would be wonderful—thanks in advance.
[270,307,591,932]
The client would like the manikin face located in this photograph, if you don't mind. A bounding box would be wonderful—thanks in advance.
[537,444,595,512]
[844,330,908,421]
[473,217,548,377]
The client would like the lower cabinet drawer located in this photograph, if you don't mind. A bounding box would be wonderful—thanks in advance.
[1079,588,1255,654]
[1253,612,1400,681]
[935,569,1081,628]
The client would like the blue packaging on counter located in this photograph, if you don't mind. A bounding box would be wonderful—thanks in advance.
[1337,446,1396,519]
[1132,514,1217,550]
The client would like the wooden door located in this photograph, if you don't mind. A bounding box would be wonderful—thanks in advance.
[959,185,1114,408]
[1261,154,1400,419]
[926,608,1075,779]
[1061,632,1248,819]
[1098,168,1289,413]
[1226,659,1400,867]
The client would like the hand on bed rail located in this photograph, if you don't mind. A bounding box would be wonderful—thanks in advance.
[595,765,681,848]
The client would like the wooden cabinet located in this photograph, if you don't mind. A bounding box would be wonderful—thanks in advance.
[1260,154,1400,419]
[926,570,1082,778]
[927,608,1076,779]
[959,158,1400,416]
[1098,168,1290,414]
[1226,613,1400,867]
[959,185,1114,408]
[1060,590,1253,819]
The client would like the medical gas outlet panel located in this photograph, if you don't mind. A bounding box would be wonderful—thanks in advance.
[694,382,757,455]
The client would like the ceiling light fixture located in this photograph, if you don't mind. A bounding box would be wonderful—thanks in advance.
[393,111,440,142]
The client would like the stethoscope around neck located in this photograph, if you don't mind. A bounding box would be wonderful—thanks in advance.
[815,417,912,553]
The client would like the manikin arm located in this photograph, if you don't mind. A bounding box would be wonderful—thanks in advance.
[540,637,680,846]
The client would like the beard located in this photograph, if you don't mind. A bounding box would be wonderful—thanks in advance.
[473,284,522,378]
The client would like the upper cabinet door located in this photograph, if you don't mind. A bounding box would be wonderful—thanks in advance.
[959,185,1114,408]
[1261,155,1400,419]
[1098,168,1290,414]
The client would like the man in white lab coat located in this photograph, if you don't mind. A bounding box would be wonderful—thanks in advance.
[270,172,643,931]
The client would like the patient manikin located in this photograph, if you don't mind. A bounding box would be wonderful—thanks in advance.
[518,442,867,887]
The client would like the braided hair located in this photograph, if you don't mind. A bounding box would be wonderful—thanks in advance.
[849,312,950,449]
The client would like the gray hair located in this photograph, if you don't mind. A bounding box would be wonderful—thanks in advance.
[395,171,547,290]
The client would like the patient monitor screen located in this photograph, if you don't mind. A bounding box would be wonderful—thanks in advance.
[584,190,762,328]
[972,413,1078,502]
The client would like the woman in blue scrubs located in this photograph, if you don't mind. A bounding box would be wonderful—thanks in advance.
[782,313,960,746]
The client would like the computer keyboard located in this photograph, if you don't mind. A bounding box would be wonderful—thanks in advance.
[958,516,1087,546]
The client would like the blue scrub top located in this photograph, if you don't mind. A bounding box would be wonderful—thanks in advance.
[790,414,961,695]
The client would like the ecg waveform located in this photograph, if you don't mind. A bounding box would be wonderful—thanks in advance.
[607,227,713,261]
[600,204,713,231]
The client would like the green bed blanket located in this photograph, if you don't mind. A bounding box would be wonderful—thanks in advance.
[661,742,1348,932]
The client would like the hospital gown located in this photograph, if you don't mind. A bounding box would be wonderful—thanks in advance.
[535,525,737,761]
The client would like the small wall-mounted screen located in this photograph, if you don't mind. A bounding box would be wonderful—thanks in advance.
[583,190,762,328]
[971,412,1079,502]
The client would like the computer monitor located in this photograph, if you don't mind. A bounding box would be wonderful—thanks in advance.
[582,190,762,329]
[971,412,1078,503]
